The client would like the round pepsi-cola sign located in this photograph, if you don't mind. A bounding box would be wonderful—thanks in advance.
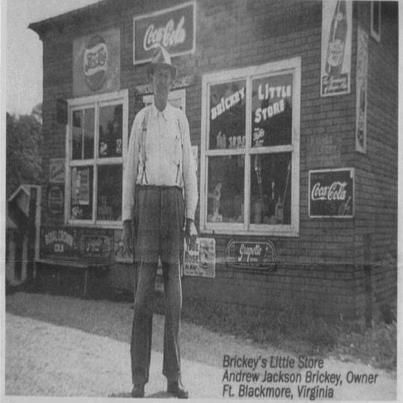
[83,35,108,91]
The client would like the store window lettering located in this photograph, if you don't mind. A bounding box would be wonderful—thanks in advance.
[211,87,245,120]
[209,80,246,150]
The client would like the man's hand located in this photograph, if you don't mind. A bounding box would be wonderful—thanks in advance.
[123,220,133,255]
[185,218,197,249]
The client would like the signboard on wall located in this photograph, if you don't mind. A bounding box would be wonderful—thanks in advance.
[47,184,64,217]
[184,238,215,278]
[355,26,368,153]
[225,240,278,269]
[40,227,81,258]
[73,28,120,97]
[133,2,195,65]
[49,158,65,183]
[309,168,354,218]
[40,226,113,261]
[320,0,352,97]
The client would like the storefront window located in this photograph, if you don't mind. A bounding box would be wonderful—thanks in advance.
[72,108,94,160]
[201,59,300,235]
[67,91,128,226]
[207,155,244,223]
[97,165,122,221]
[71,166,93,220]
[99,104,123,158]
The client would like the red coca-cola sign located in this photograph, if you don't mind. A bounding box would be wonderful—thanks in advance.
[133,2,195,65]
[309,168,354,217]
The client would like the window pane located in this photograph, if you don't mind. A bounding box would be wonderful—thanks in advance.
[207,155,244,223]
[71,166,93,220]
[251,74,292,147]
[209,80,246,150]
[99,104,123,158]
[72,109,95,160]
[250,153,291,225]
[97,165,122,221]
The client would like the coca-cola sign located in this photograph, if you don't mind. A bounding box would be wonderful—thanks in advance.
[309,168,354,217]
[133,2,195,65]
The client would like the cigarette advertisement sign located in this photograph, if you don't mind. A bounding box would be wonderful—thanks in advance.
[225,240,278,269]
[184,237,216,278]
[133,2,195,65]
[356,27,368,153]
[309,168,354,218]
[73,28,120,97]
[321,0,352,97]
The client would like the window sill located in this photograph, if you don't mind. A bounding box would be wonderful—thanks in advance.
[66,220,122,230]
[200,224,299,238]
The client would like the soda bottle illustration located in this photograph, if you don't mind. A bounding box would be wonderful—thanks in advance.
[326,0,348,76]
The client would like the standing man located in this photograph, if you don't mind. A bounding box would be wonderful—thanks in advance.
[122,46,198,399]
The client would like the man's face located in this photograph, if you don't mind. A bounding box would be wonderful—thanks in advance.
[151,65,173,99]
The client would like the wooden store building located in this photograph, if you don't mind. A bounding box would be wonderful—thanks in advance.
[28,0,398,319]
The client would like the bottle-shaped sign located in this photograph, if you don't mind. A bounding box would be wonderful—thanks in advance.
[325,0,348,76]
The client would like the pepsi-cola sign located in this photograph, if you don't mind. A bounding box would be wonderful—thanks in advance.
[133,2,195,65]
[84,35,108,91]
[73,28,120,97]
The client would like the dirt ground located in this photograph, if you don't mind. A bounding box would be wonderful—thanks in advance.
[4,292,397,400]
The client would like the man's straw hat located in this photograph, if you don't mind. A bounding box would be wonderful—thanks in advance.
[147,45,177,80]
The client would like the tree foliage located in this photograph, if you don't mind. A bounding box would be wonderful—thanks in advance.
[6,106,43,198]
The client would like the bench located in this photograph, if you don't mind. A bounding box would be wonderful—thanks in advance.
[34,258,109,297]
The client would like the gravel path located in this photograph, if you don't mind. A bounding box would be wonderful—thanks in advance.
[5,292,397,400]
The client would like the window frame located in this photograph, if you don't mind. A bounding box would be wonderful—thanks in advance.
[200,57,301,237]
[65,89,129,228]
[370,1,381,42]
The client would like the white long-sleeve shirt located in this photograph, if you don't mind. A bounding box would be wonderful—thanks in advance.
[122,103,198,221]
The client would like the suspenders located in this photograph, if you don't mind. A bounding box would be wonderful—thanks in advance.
[137,106,183,187]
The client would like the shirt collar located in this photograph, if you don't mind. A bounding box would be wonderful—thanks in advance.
[151,103,172,120]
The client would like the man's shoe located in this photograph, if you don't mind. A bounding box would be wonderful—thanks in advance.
[167,381,189,399]
[131,384,145,398]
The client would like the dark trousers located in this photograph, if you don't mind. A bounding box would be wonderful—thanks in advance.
[130,260,182,385]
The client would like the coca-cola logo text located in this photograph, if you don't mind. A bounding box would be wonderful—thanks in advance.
[311,181,347,201]
[143,16,186,51]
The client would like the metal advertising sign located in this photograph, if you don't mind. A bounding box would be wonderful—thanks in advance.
[355,26,368,153]
[40,227,81,258]
[225,240,278,269]
[47,184,64,217]
[309,168,354,218]
[184,237,215,278]
[133,2,195,65]
[73,28,120,97]
[49,158,65,183]
[320,0,352,97]
[40,226,113,260]
[81,230,113,260]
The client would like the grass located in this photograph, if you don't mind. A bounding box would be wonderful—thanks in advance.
[154,293,397,371]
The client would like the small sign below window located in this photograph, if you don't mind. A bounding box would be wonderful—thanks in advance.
[184,237,216,278]
[225,240,278,269]
[309,168,354,218]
